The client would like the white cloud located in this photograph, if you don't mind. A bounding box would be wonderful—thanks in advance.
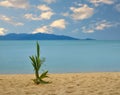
[95,20,112,30]
[43,0,56,4]
[115,4,120,12]
[40,11,54,20]
[0,15,24,26]
[74,2,83,7]
[33,19,67,34]
[82,20,113,33]
[14,22,24,26]
[0,0,30,9]
[24,4,54,21]
[50,19,67,29]
[89,0,114,6]
[37,4,51,11]
[24,11,54,20]
[82,26,95,33]
[33,26,52,34]
[0,15,11,21]
[24,14,41,20]
[70,4,94,20]
[61,12,69,17]
[0,28,7,35]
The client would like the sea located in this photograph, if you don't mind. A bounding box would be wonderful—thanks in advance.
[0,40,120,74]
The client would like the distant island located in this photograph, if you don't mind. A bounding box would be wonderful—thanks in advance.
[0,33,95,40]
[0,33,80,40]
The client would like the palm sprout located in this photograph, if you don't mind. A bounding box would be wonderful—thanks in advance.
[29,42,49,84]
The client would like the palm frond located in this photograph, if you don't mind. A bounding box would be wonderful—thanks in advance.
[29,56,37,70]
[37,42,40,58]
[39,71,48,79]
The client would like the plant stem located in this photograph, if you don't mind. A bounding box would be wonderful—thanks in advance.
[35,70,39,79]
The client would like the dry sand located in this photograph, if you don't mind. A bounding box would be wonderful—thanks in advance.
[0,72,120,95]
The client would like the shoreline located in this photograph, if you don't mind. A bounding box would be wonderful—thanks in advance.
[0,72,120,95]
[0,71,120,75]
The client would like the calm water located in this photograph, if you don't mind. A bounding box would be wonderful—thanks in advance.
[0,40,120,74]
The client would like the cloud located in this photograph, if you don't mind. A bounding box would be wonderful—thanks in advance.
[24,4,54,21]
[33,26,52,34]
[61,12,70,17]
[89,0,114,6]
[0,15,24,26]
[40,11,54,20]
[70,4,94,20]
[37,4,51,11]
[43,0,56,4]
[115,4,120,12]
[50,19,67,29]
[24,14,41,20]
[74,2,83,7]
[0,0,30,9]
[95,20,112,30]
[15,22,24,26]
[0,15,11,21]
[0,28,7,35]
[25,11,54,20]
[82,26,95,33]
[33,19,67,34]
[82,20,113,33]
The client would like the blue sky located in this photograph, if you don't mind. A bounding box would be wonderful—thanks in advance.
[0,0,120,40]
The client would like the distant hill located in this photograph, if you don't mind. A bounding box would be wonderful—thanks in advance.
[0,33,79,40]
[84,38,95,40]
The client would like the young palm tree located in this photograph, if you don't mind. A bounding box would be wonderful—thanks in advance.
[29,42,49,84]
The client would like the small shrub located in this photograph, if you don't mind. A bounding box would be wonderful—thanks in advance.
[29,42,49,84]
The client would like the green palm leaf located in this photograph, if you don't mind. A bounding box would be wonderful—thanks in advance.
[39,71,48,79]
[37,42,40,57]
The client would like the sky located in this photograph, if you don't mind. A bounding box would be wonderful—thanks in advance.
[0,0,120,40]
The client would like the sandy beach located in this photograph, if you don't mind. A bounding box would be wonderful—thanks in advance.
[0,72,120,95]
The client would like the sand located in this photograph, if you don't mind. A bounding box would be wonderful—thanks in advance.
[0,72,120,95]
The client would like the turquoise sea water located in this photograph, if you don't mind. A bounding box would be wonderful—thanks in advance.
[0,40,120,74]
